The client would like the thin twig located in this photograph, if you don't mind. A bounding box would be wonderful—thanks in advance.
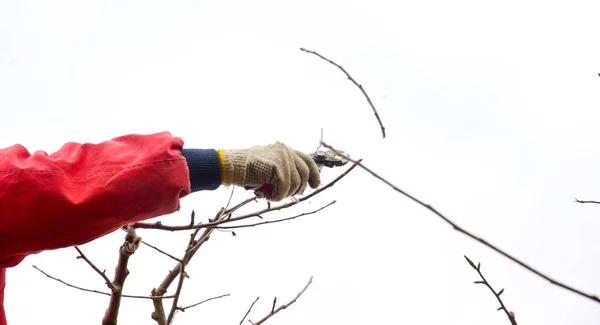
[140,240,183,263]
[240,297,260,325]
[32,265,175,299]
[189,210,195,226]
[300,47,386,138]
[131,162,359,231]
[74,246,118,292]
[321,140,600,304]
[177,293,230,311]
[271,297,277,313]
[225,186,236,210]
[214,201,336,229]
[120,226,183,263]
[250,276,313,325]
[465,256,518,325]
[574,198,600,205]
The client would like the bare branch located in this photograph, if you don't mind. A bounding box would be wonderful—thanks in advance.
[465,256,518,325]
[249,276,313,325]
[574,198,600,205]
[32,265,175,299]
[240,297,260,325]
[214,201,336,230]
[152,208,227,325]
[300,47,386,138]
[131,161,360,232]
[140,240,183,263]
[176,293,230,312]
[102,225,143,325]
[321,140,600,304]
[165,228,207,324]
[189,210,195,226]
[74,246,118,292]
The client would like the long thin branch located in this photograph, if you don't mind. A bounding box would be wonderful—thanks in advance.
[321,141,600,304]
[102,225,142,325]
[74,246,118,292]
[465,256,517,325]
[177,293,230,311]
[132,161,360,231]
[32,265,175,299]
[249,276,313,325]
[300,47,386,138]
[214,201,336,230]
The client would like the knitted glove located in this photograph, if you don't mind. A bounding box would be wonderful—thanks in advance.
[221,142,320,201]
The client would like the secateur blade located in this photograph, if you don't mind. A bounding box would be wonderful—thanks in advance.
[309,149,350,168]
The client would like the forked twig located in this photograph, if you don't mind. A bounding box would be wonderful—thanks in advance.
[249,276,313,325]
[465,256,517,325]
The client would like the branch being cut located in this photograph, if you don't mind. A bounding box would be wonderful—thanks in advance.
[465,256,517,325]
[102,225,142,325]
[249,276,313,325]
[321,140,600,305]
[300,47,386,138]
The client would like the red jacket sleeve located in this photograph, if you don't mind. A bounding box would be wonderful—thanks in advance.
[0,131,191,268]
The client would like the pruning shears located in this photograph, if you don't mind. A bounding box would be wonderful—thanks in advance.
[246,148,350,199]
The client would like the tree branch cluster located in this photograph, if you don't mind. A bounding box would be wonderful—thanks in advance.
[35,157,359,324]
[32,46,600,325]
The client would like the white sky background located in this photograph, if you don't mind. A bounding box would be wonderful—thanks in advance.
[1,0,600,324]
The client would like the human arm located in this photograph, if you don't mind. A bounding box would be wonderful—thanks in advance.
[0,132,320,267]
[0,132,192,267]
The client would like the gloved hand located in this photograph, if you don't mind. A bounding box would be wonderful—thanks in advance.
[221,142,321,201]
